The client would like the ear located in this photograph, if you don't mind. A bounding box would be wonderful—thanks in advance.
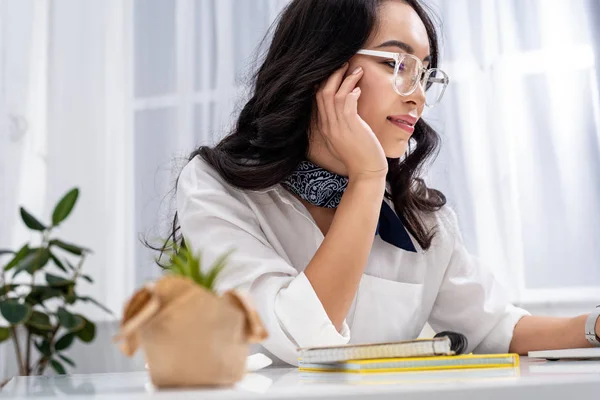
[224,290,268,344]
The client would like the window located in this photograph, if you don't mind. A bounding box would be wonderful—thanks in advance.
[427,0,600,308]
[131,0,287,285]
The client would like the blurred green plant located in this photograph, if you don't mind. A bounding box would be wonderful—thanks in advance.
[160,240,231,293]
[0,188,111,376]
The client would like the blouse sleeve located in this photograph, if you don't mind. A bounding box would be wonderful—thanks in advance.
[428,207,530,354]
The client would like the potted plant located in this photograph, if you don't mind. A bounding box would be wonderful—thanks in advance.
[114,241,268,388]
[0,188,111,386]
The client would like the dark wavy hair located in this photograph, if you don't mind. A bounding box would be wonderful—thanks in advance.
[157,0,446,263]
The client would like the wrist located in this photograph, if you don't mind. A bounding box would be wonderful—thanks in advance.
[348,169,388,183]
[347,174,387,193]
[343,176,387,211]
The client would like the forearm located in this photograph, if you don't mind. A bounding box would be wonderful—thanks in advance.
[304,176,386,330]
[509,314,600,355]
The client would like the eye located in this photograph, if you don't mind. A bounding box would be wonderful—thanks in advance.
[384,60,396,69]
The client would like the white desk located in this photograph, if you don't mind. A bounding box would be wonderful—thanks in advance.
[2,357,600,399]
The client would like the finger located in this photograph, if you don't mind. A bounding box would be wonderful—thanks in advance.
[321,63,350,130]
[322,63,350,96]
[342,86,361,131]
[338,66,364,97]
[335,67,363,123]
[315,85,328,130]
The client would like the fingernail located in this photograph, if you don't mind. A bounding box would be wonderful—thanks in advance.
[352,67,363,75]
[352,87,361,93]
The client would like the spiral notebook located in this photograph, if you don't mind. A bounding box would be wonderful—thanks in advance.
[298,353,520,374]
[298,337,453,364]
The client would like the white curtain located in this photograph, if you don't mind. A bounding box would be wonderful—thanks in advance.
[131,0,288,286]
[1,0,599,379]
[426,0,600,310]
[1,0,135,321]
[1,0,137,380]
[0,0,288,379]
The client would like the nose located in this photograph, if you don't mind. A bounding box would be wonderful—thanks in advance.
[402,80,426,108]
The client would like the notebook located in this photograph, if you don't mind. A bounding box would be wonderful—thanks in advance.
[298,353,520,373]
[528,347,600,360]
[298,337,453,364]
[299,364,520,384]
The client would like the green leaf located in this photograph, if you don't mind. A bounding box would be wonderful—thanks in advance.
[55,333,75,351]
[76,297,113,315]
[26,311,53,331]
[27,324,53,338]
[181,257,193,278]
[65,260,76,271]
[12,248,51,276]
[0,327,10,343]
[51,188,79,227]
[75,316,96,343]
[3,244,30,271]
[25,285,64,305]
[58,354,75,367]
[35,340,52,357]
[170,257,186,276]
[0,300,32,324]
[50,359,67,375]
[80,275,93,283]
[49,252,67,273]
[20,207,46,231]
[205,250,232,291]
[46,273,72,287]
[65,294,77,304]
[50,240,89,256]
[57,307,85,332]
[188,251,202,285]
[0,284,18,297]
[164,244,230,292]
[172,261,187,277]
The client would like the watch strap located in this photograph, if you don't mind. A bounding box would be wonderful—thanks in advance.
[585,305,600,347]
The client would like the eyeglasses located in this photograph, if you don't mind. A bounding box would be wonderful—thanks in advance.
[356,49,449,107]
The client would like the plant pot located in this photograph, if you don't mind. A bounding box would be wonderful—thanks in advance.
[114,276,267,388]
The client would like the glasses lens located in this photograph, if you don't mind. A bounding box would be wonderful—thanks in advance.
[393,56,420,95]
[424,68,448,107]
[393,56,449,107]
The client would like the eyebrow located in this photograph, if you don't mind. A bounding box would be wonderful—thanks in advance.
[375,40,431,63]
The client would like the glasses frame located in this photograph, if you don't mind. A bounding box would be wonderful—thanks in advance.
[356,49,449,107]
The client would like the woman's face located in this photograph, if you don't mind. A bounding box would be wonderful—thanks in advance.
[348,1,431,158]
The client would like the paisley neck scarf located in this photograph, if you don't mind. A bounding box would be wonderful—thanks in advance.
[282,160,417,252]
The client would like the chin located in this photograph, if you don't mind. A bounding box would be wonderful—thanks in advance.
[383,143,409,159]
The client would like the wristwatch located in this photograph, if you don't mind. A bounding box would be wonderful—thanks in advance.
[585,305,600,347]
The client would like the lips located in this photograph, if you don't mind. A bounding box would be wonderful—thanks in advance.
[387,115,417,134]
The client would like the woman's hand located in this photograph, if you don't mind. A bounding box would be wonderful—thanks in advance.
[315,63,388,180]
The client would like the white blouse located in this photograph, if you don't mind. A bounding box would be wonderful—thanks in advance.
[177,156,530,366]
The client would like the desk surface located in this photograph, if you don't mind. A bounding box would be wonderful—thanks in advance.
[2,357,600,400]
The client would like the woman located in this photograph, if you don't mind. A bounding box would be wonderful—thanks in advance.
[169,0,600,366]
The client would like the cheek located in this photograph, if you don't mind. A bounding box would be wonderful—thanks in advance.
[356,73,396,130]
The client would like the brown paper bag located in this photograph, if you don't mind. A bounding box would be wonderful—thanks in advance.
[113,275,268,388]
